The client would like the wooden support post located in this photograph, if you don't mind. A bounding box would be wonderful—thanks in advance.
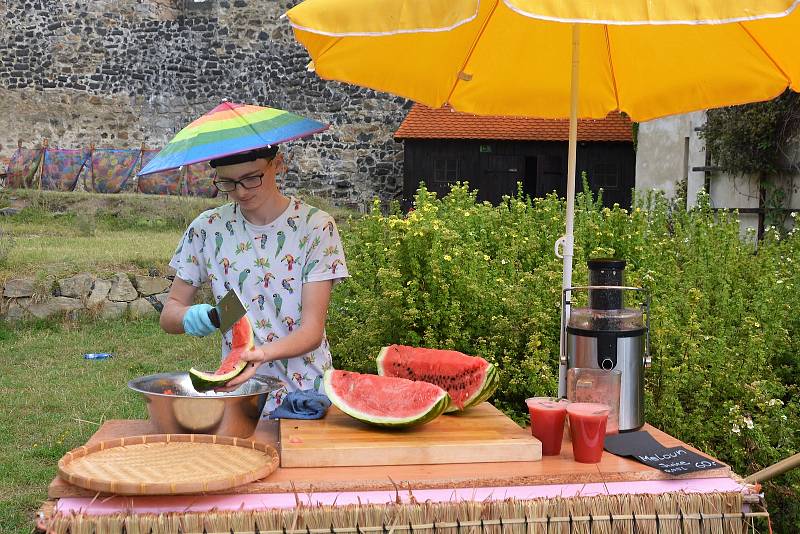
[37,138,49,190]
[757,180,766,241]
[180,164,188,197]
[135,142,147,194]
[746,451,800,483]
[88,143,95,192]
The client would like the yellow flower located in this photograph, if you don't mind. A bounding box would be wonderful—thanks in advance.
[443,255,452,261]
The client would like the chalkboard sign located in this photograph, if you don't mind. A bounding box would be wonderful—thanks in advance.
[634,446,721,474]
[605,431,722,475]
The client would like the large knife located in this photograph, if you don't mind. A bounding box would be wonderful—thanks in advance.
[207,289,247,334]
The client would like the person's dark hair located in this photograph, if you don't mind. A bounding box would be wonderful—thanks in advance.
[209,145,279,168]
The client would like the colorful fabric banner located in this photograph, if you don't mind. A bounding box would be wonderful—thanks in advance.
[90,149,140,194]
[6,147,43,189]
[41,149,90,192]
[137,150,182,195]
[5,145,222,197]
[184,162,219,198]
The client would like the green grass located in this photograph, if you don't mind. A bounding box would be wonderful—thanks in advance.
[0,189,359,284]
[2,223,184,280]
[0,318,219,532]
[0,190,226,283]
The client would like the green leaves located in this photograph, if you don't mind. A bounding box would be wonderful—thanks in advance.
[329,183,800,527]
[700,90,800,177]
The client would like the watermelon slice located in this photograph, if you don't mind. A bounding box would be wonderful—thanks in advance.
[324,369,450,428]
[376,345,499,412]
[189,315,255,391]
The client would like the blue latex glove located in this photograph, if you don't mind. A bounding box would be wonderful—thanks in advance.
[182,304,216,337]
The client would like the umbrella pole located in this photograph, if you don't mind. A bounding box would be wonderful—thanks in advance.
[557,23,580,397]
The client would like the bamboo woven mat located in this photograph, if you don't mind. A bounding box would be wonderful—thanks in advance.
[58,434,279,495]
[41,492,767,534]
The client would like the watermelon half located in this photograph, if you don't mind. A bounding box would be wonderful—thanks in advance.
[376,345,499,412]
[324,369,450,428]
[189,315,255,391]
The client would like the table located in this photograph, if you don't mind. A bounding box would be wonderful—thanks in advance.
[40,413,763,534]
[49,416,733,499]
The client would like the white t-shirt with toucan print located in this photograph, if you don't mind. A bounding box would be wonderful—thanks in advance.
[169,197,349,414]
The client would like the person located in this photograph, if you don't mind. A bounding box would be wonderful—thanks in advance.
[159,145,349,414]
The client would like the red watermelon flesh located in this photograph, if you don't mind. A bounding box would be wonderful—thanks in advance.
[377,345,496,410]
[215,351,244,375]
[215,316,255,374]
[189,315,256,390]
[324,370,449,427]
[229,316,254,350]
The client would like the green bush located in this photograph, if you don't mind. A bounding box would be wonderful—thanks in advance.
[328,183,800,530]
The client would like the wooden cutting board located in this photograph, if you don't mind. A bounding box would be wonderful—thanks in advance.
[279,402,541,467]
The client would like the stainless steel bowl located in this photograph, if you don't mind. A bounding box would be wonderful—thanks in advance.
[128,372,274,438]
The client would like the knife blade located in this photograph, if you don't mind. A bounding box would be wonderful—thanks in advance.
[207,289,247,334]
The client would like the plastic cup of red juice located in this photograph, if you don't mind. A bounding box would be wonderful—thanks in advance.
[525,397,570,456]
[566,402,610,463]
[566,368,621,434]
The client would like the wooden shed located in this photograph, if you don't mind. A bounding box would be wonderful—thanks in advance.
[395,104,635,208]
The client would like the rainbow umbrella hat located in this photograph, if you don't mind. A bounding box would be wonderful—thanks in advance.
[138,102,328,176]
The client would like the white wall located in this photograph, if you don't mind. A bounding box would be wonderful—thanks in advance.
[634,111,706,203]
[636,112,799,236]
[708,173,760,238]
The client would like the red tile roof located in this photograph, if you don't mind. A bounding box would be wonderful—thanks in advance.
[395,104,632,142]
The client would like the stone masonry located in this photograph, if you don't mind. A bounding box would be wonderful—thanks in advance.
[0,0,410,208]
[0,271,212,322]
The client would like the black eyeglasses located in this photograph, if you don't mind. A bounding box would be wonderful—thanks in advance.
[213,173,264,192]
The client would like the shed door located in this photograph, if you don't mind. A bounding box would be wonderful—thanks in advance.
[539,154,566,198]
[481,154,525,204]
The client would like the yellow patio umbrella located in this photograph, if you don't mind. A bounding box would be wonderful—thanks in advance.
[284,0,800,392]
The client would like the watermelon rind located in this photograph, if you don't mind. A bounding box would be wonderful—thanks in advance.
[464,363,499,408]
[189,361,248,391]
[188,315,255,391]
[442,362,499,413]
[376,346,499,413]
[376,346,389,372]
[323,370,450,428]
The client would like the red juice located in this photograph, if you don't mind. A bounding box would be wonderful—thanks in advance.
[566,402,609,463]
[525,397,569,456]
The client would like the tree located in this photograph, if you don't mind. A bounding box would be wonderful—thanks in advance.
[699,90,800,234]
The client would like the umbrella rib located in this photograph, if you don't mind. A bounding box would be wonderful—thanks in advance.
[444,0,500,107]
[225,102,279,147]
[736,22,791,84]
[313,36,345,65]
[603,25,621,112]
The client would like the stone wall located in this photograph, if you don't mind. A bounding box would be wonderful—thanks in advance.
[0,271,188,322]
[0,0,409,208]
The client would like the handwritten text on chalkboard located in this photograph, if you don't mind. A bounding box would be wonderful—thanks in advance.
[604,431,722,475]
[635,446,721,475]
